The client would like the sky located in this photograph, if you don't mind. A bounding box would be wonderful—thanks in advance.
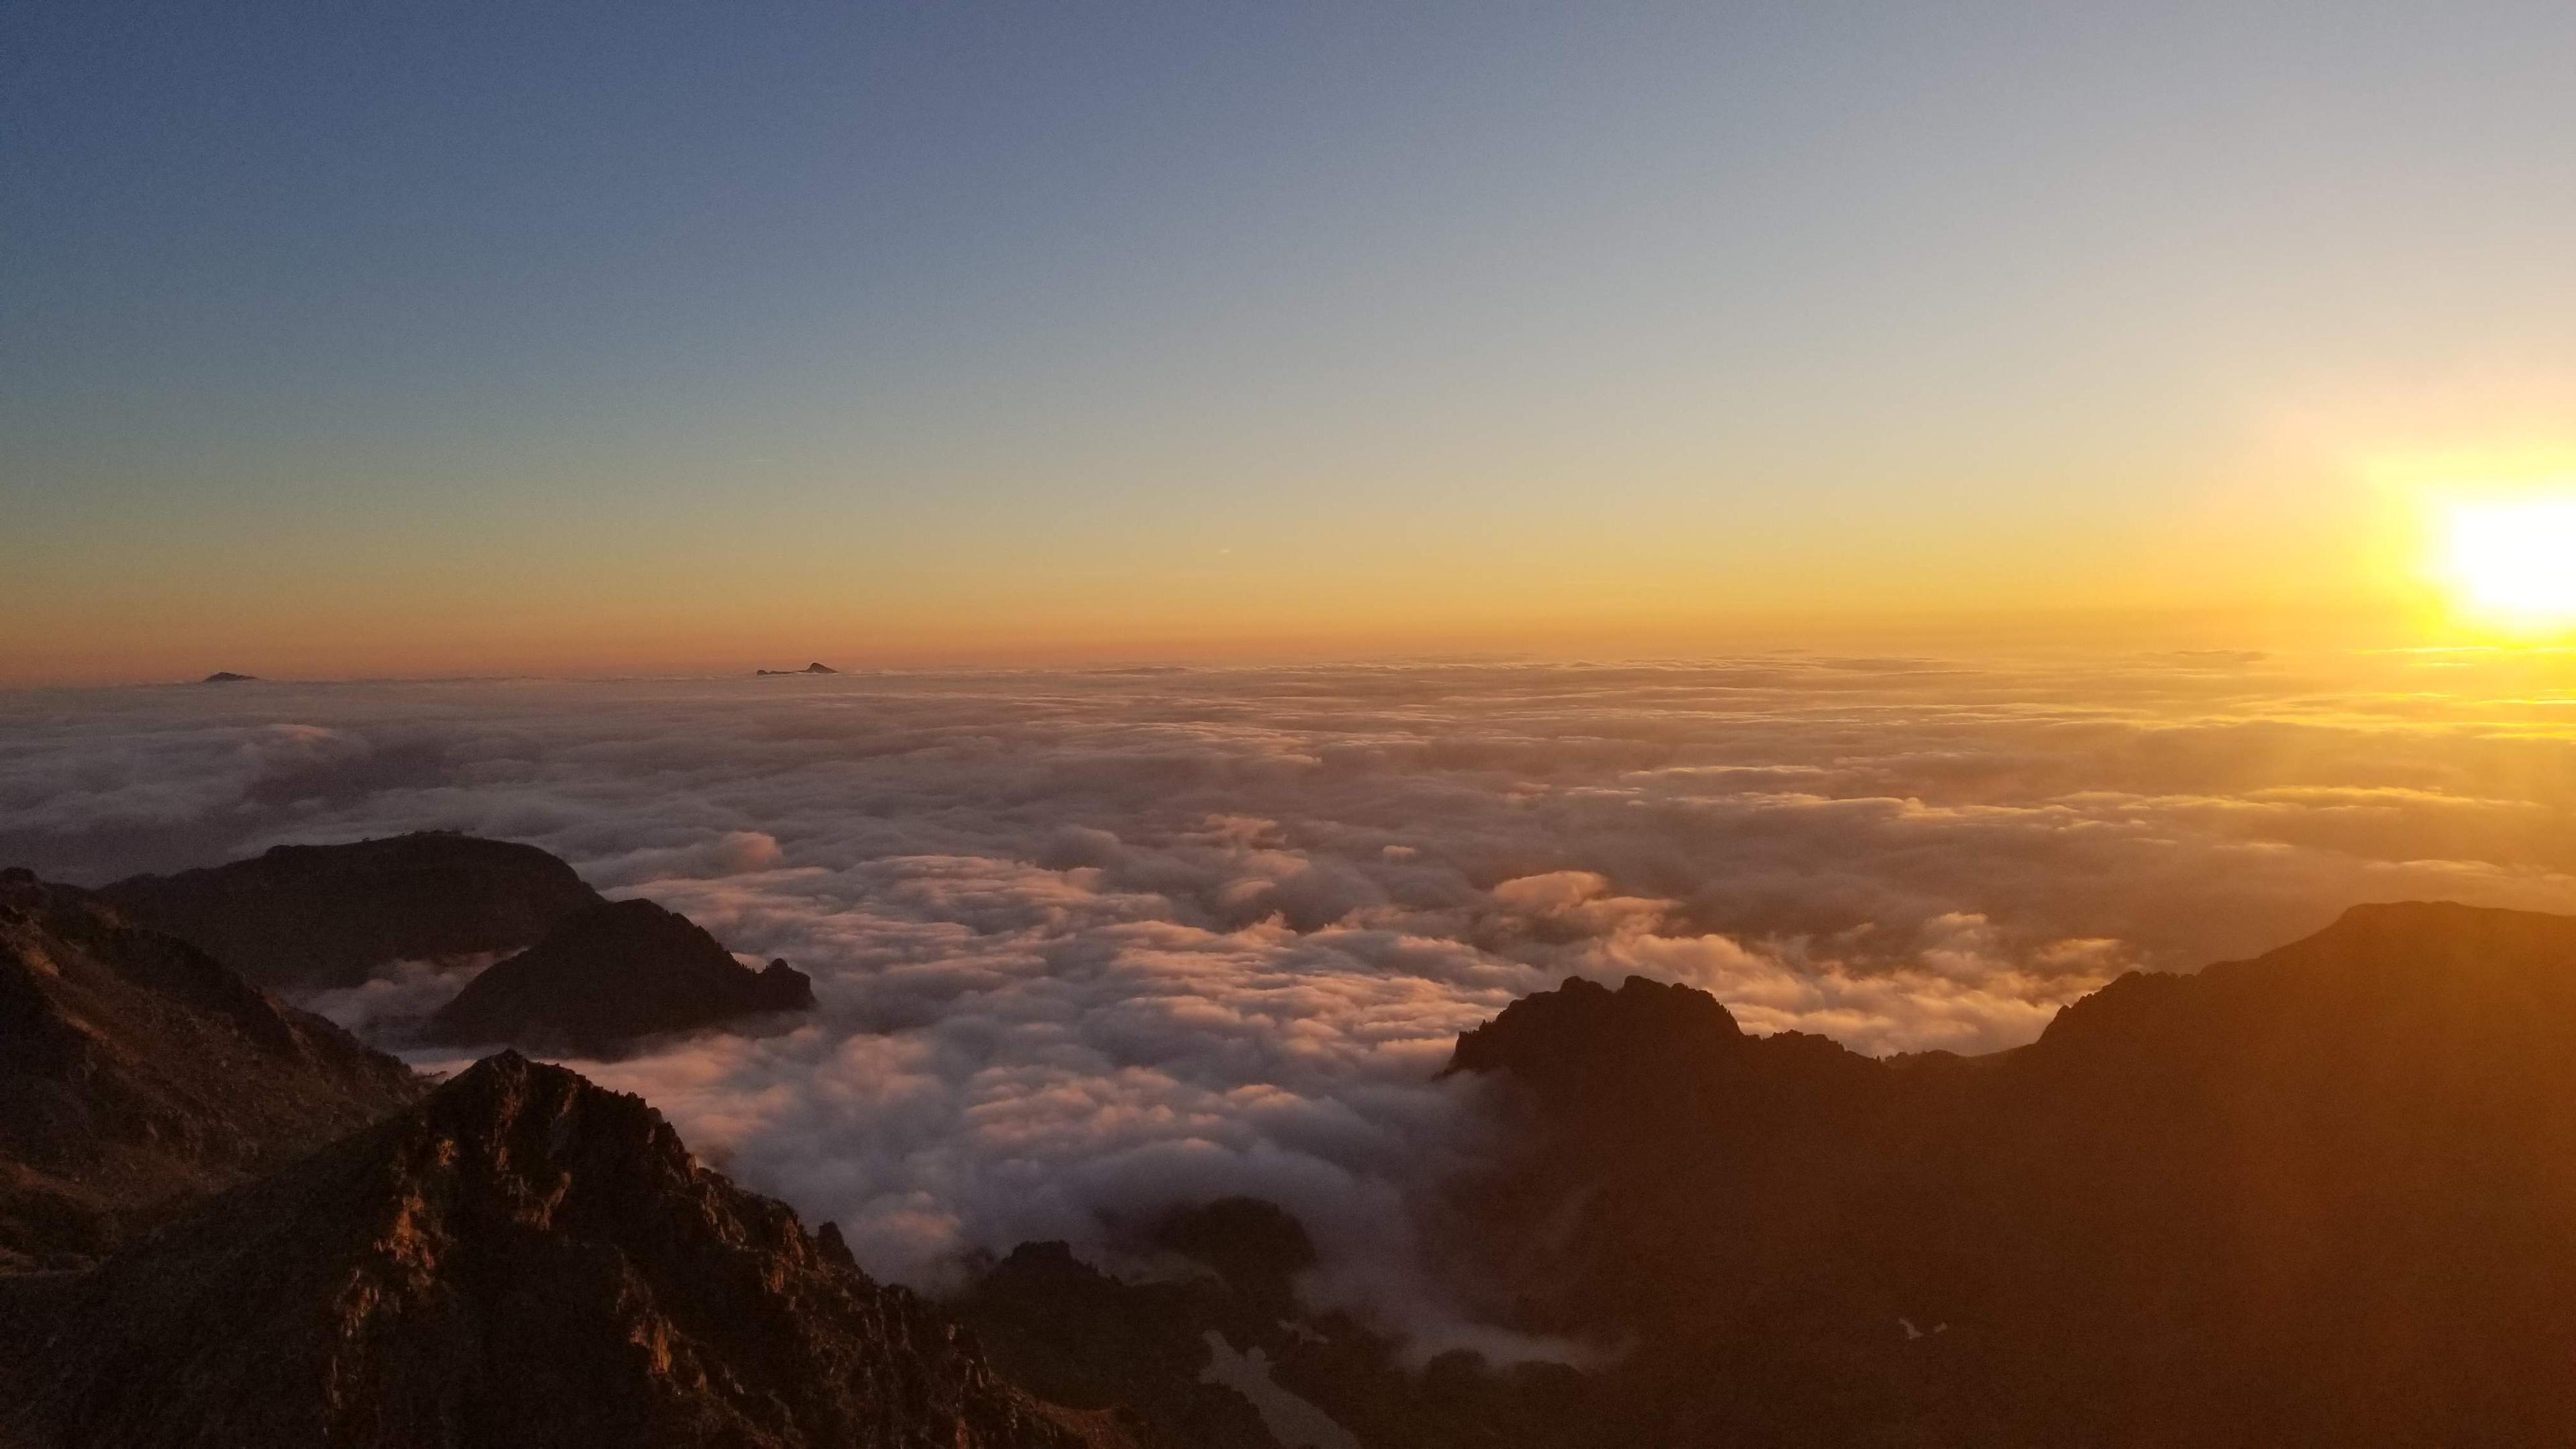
[7,1,2576,682]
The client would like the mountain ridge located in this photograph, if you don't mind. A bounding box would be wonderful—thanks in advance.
[13,861,2576,1448]
[1435,897,2576,1446]
[101,833,604,989]
[0,869,422,1267]
[0,1051,1102,1449]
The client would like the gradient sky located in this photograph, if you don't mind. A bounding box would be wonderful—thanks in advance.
[7,1,2575,682]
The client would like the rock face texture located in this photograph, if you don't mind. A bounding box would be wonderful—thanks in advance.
[1441,902,2576,1448]
[0,1053,1093,1449]
[101,833,604,989]
[0,871,421,1267]
[426,898,814,1055]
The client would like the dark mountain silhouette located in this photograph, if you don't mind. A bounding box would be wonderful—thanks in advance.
[426,898,814,1055]
[197,671,257,683]
[1438,901,2576,1447]
[0,870,421,1268]
[954,1200,1591,1449]
[101,833,603,989]
[0,1053,1105,1449]
[957,1239,1283,1449]
[15,854,2576,1448]
[757,661,840,675]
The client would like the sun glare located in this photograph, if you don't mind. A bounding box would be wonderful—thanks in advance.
[2445,499,2576,625]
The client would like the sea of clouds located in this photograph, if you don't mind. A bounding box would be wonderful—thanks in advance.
[4,652,2573,1342]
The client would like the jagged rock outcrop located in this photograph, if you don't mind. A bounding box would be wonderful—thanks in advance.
[0,871,421,1267]
[1440,902,2576,1448]
[958,1240,1281,1449]
[101,833,604,989]
[757,662,839,675]
[0,1053,1095,1449]
[426,898,813,1055]
[954,1199,1592,1449]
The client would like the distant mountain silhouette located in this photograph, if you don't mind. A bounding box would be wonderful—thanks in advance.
[1438,902,2576,1447]
[101,833,603,989]
[197,671,257,683]
[757,661,840,675]
[0,870,420,1268]
[426,898,814,1055]
[0,1053,1100,1449]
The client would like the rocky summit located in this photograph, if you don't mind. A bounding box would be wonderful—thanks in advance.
[102,833,604,989]
[426,897,815,1055]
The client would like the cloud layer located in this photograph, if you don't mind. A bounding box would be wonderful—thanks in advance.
[5,653,2573,1334]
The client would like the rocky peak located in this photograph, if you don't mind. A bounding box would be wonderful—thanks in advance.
[1428,901,2576,1447]
[2033,898,2576,1063]
[1444,975,1751,1116]
[0,1053,1089,1449]
[425,898,814,1055]
[101,833,604,989]
[1152,1197,1316,1313]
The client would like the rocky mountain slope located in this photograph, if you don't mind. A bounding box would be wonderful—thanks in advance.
[0,1053,1102,1449]
[0,870,422,1268]
[1440,901,2576,1447]
[101,833,604,989]
[425,898,815,1055]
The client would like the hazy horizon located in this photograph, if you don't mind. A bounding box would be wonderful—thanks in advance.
[1,609,2548,691]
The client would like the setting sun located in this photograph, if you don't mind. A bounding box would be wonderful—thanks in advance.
[2446,498,2576,624]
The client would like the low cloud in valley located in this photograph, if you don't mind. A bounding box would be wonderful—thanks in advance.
[5,652,2572,1339]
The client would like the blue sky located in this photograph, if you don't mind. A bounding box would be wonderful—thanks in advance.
[7,2,2574,679]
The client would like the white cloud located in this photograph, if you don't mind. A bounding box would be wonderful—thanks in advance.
[5,652,2573,1346]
